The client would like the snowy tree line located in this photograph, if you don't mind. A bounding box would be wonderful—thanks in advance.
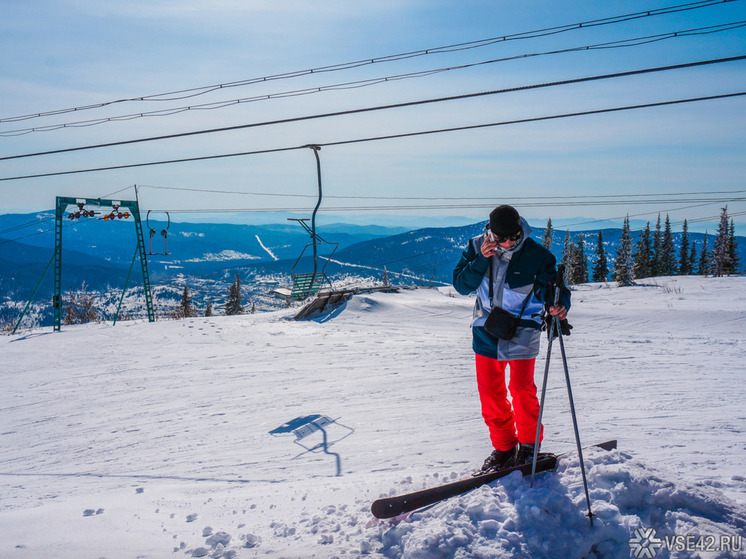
[57,273,255,326]
[545,207,740,287]
[7,209,741,330]
[173,274,255,319]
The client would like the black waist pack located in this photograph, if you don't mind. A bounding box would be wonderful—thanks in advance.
[484,307,520,340]
[484,260,533,340]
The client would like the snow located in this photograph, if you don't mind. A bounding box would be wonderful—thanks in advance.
[1,276,745,558]
[185,250,261,262]
[254,235,278,261]
[323,257,450,285]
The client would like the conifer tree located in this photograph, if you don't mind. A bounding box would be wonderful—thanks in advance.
[572,235,588,284]
[633,222,652,279]
[651,214,663,276]
[561,231,574,285]
[660,214,677,276]
[225,274,244,315]
[689,241,697,275]
[712,207,732,277]
[678,219,691,275]
[614,216,634,286]
[592,230,609,282]
[543,218,554,251]
[698,232,710,275]
[64,282,98,325]
[178,286,195,319]
[728,219,740,274]
[205,303,213,317]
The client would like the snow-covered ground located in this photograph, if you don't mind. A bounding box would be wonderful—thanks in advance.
[1,276,745,558]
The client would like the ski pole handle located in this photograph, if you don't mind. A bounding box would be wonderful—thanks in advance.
[552,264,565,307]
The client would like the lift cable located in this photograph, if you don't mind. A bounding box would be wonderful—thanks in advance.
[2,89,745,182]
[0,185,137,236]
[2,20,742,137]
[2,201,742,248]
[135,184,746,202]
[2,54,744,165]
[147,197,746,213]
[3,187,740,236]
[1,0,736,124]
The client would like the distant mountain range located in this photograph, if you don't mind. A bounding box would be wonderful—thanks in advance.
[321,221,746,286]
[0,211,406,292]
[1,211,743,328]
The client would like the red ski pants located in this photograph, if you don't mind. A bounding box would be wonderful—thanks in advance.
[475,354,543,451]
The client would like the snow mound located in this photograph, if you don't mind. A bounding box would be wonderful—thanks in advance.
[335,287,463,319]
[362,448,746,559]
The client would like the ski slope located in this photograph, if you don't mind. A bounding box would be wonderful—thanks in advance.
[1,276,745,558]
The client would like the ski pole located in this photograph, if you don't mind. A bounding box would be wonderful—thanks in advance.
[530,265,563,487]
[557,317,594,526]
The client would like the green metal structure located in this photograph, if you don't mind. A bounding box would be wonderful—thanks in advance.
[52,196,155,331]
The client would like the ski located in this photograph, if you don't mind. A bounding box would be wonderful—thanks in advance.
[370,439,617,519]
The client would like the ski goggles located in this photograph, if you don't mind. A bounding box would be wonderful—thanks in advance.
[488,230,522,243]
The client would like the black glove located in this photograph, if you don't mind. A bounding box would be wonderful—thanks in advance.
[542,315,573,338]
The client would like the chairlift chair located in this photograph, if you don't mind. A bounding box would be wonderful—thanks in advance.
[146,210,171,255]
[270,218,338,302]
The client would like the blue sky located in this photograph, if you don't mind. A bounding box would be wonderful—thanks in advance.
[1,0,745,232]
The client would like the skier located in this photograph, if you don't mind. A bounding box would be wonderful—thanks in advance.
[453,205,571,474]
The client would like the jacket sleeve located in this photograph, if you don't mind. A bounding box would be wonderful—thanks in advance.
[452,239,490,296]
[533,249,572,311]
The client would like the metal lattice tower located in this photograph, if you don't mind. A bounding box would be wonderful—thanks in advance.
[53,196,155,331]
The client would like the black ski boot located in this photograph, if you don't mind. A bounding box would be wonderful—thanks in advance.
[516,443,538,465]
[474,445,517,475]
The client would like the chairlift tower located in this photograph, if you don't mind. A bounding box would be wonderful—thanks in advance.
[53,196,155,331]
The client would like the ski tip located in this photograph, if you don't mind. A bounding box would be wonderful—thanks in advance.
[595,440,617,451]
[371,501,397,520]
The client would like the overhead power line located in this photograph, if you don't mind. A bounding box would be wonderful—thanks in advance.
[0,216,55,235]
[551,207,746,231]
[2,89,744,182]
[146,197,746,213]
[3,55,745,163]
[0,212,99,246]
[5,207,742,249]
[3,199,742,247]
[2,20,743,137]
[148,197,745,213]
[0,184,137,236]
[137,184,746,202]
[0,0,737,125]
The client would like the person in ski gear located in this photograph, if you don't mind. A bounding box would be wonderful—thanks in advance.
[452,205,571,473]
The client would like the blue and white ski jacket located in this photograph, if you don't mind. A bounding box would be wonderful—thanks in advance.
[452,219,571,361]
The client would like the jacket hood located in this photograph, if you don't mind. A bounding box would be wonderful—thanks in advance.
[519,217,533,239]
